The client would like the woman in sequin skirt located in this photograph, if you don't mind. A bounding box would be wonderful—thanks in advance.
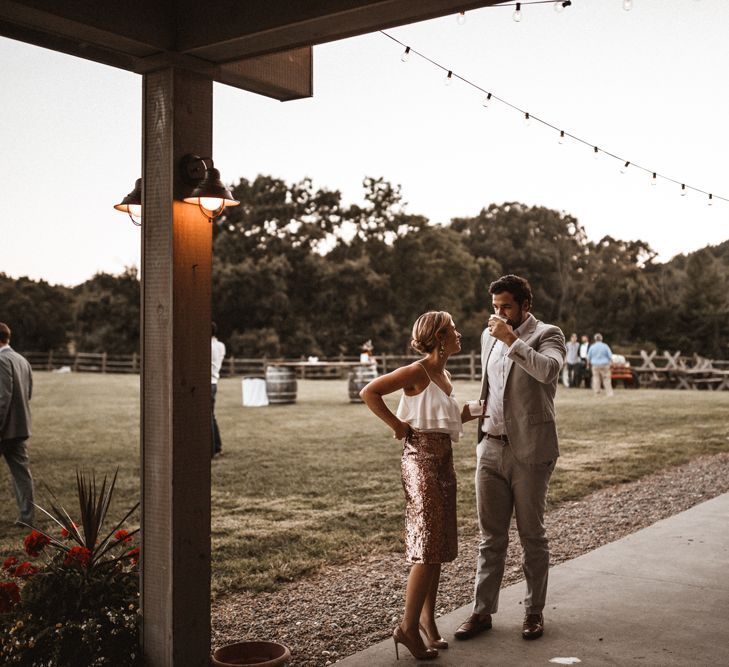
[360,311,471,661]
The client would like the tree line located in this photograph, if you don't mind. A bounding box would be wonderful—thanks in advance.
[2,175,728,359]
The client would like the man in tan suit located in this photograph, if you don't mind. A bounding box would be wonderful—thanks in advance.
[456,275,566,641]
[0,322,35,526]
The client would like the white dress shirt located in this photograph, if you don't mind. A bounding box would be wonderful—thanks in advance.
[484,314,533,436]
[211,337,226,384]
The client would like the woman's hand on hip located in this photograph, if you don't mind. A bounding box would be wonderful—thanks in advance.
[393,420,411,440]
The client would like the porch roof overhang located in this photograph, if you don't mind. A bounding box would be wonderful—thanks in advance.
[0,0,502,100]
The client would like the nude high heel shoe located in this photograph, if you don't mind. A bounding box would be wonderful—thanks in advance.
[393,626,438,660]
[419,623,448,649]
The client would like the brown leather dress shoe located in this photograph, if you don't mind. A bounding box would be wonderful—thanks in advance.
[454,613,493,640]
[522,612,544,640]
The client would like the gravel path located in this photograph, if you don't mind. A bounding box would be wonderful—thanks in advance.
[211,452,729,666]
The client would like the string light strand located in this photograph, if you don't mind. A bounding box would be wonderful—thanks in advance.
[380,30,727,204]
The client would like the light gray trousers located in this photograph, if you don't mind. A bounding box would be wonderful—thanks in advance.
[473,437,554,615]
[1,437,35,524]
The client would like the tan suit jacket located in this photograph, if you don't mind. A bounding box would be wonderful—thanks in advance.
[477,314,566,463]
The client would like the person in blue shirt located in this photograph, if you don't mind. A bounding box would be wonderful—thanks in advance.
[586,333,613,396]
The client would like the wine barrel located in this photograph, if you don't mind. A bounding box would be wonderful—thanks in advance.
[348,364,378,403]
[265,366,297,404]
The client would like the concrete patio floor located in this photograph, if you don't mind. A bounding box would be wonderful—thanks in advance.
[338,492,729,666]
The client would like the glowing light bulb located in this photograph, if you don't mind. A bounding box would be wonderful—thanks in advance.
[457,11,466,25]
[554,1,564,12]
[558,130,565,144]
[513,3,522,22]
[623,0,633,11]
[200,196,225,212]
[482,93,492,108]
[620,161,630,174]
[680,184,687,197]
[445,70,453,86]
[651,172,657,186]
[128,204,142,222]
[593,146,599,160]
[524,112,531,127]
[400,46,411,63]
[708,194,714,206]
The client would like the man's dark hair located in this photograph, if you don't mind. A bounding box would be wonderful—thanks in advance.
[488,274,533,309]
[0,322,10,344]
[211,322,218,337]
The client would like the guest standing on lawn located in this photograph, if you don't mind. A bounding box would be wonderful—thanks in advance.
[360,311,468,661]
[0,322,35,527]
[211,322,226,458]
[586,333,614,397]
[565,333,581,387]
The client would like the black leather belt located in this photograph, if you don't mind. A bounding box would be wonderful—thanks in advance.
[485,433,509,443]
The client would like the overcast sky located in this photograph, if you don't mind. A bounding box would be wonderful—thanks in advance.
[1,0,727,286]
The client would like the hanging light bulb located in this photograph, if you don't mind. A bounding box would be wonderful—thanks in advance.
[680,184,687,197]
[400,46,411,63]
[445,70,453,86]
[593,146,599,160]
[524,112,531,127]
[513,3,522,22]
[708,193,714,206]
[620,161,630,174]
[558,130,565,144]
[554,1,564,12]
[482,92,492,108]
[457,11,466,25]
[623,0,633,11]
[651,172,657,186]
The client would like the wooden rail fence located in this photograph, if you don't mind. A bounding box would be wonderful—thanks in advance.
[20,350,729,389]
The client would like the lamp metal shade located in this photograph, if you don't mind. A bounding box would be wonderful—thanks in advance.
[183,168,239,210]
[114,178,142,212]
[114,178,142,225]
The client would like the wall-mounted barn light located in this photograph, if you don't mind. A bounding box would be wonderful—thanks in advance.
[113,178,142,226]
[181,154,239,221]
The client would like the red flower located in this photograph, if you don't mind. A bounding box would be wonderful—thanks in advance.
[12,561,38,579]
[2,555,18,571]
[60,522,79,539]
[63,546,92,567]
[0,581,21,613]
[114,529,132,543]
[127,547,140,566]
[23,530,50,557]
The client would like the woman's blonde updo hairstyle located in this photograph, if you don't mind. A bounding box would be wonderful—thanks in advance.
[410,311,452,355]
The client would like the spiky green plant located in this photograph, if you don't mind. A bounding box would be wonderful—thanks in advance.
[0,470,141,666]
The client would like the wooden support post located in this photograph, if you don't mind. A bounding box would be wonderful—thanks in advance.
[101,352,107,374]
[470,350,476,381]
[141,67,212,666]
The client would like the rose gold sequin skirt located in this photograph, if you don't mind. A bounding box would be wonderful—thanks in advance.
[401,429,458,564]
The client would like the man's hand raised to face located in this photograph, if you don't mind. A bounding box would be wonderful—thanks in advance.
[488,315,518,347]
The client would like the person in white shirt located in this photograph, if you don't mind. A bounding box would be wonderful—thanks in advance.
[565,333,581,387]
[211,322,226,458]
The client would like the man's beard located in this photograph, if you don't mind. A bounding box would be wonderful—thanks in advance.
[507,312,524,329]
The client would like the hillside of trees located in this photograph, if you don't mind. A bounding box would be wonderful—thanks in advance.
[2,175,729,359]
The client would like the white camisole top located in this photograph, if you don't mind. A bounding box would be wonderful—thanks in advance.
[395,363,463,443]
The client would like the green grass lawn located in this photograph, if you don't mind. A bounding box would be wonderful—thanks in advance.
[2,373,728,595]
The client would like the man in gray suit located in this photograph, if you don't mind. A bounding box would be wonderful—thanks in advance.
[0,322,35,526]
[456,275,566,641]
